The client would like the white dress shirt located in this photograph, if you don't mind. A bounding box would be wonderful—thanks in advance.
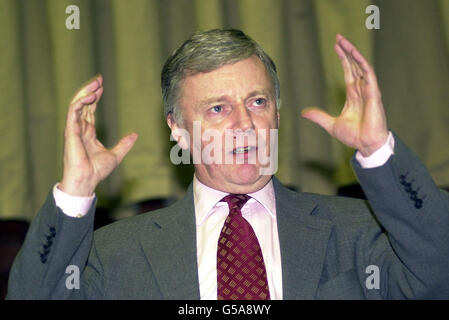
[193,175,282,299]
[53,132,395,299]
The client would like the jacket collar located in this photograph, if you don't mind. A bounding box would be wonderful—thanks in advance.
[193,175,277,227]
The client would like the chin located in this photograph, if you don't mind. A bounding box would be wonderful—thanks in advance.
[232,164,265,186]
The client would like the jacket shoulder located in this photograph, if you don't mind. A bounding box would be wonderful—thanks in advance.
[293,188,380,228]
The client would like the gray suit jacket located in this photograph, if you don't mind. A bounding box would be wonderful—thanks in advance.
[7,134,449,299]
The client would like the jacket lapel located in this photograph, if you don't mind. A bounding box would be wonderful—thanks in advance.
[273,177,332,299]
[139,183,201,299]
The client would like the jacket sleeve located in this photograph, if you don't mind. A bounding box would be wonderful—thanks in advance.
[6,190,102,299]
[352,132,449,299]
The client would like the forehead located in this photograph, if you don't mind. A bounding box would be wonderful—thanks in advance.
[179,56,274,105]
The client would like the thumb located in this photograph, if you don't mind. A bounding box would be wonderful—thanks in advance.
[111,133,139,164]
[301,107,335,135]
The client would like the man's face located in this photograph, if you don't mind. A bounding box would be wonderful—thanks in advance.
[168,55,279,194]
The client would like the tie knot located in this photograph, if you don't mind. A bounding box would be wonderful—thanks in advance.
[221,194,250,212]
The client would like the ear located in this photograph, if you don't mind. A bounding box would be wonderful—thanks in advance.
[167,113,189,150]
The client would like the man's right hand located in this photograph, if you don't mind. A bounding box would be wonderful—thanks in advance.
[59,75,138,197]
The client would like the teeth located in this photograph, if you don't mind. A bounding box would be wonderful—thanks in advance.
[234,146,251,154]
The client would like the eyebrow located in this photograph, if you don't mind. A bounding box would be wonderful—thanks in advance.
[246,89,272,100]
[197,95,228,108]
[197,89,273,108]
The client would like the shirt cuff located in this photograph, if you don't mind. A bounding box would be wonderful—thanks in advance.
[53,183,95,218]
[355,131,395,168]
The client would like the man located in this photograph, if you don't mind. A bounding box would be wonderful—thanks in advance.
[7,29,449,299]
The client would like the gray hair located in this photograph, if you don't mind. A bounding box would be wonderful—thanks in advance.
[161,29,281,124]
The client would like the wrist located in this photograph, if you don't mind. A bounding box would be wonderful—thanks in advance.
[358,131,390,157]
[356,131,394,168]
[59,178,96,197]
[53,183,95,217]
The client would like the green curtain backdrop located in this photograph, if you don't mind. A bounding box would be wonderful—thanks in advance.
[1,0,448,221]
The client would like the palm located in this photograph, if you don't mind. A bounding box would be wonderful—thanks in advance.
[302,34,388,157]
[74,121,118,182]
[77,134,119,184]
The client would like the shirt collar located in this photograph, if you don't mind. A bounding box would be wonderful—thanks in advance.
[193,175,276,226]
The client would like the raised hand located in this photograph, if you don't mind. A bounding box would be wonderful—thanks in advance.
[301,34,389,157]
[59,75,138,196]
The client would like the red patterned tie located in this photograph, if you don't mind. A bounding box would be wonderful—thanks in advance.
[217,194,270,300]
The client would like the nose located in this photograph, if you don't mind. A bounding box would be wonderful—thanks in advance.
[232,103,255,132]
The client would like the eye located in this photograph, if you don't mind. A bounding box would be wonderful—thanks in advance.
[211,105,223,113]
[253,98,266,107]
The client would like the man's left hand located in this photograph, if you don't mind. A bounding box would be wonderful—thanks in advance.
[301,34,389,157]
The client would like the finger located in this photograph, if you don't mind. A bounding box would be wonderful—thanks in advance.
[336,35,373,82]
[85,86,104,125]
[111,133,139,164]
[70,84,103,127]
[334,43,356,84]
[338,36,381,101]
[91,85,104,113]
[67,93,97,126]
[349,47,377,85]
[335,35,363,83]
[80,87,104,142]
[64,94,99,142]
[96,74,103,87]
[70,74,103,104]
[301,107,335,135]
[336,35,364,78]
[336,34,356,56]
[342,47,363,82]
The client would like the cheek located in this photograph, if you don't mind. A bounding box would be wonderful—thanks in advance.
[253,113,279,132]
[254,118,278,155]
